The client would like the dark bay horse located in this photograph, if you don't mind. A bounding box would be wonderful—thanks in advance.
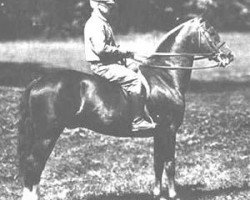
[18,18,233,200]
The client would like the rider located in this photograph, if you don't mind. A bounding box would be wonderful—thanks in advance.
[84,0,156,131]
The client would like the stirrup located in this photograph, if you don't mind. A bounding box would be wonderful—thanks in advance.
[144,105,155,124]
[131,118,157,132]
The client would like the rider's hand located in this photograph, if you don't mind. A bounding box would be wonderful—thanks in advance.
[125,51,134,58]
[118,47,134,58]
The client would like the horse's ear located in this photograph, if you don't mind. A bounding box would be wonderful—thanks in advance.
[192,17,204,27]
[197,17,208,28]
[197,17,205,24]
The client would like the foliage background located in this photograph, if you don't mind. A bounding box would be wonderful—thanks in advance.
[0,0,250,40]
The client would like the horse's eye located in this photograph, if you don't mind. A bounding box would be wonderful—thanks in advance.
[208,28,216,36]
[210,32,216,36]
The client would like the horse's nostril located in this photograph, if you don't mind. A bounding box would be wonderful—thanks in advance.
[229,52,234,62]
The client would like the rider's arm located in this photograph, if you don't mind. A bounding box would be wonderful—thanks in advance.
[87,23,131,59]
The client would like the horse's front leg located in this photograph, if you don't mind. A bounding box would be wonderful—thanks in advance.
[164,125,177,199]
[153,127,165,197]
[153,126,177,199]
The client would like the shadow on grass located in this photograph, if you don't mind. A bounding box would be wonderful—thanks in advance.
[87,193,153,200]
[189,79,250,93]
[86,183,249,200]
[175,183,250,199]
[0,62,49,87]
[0,61,91,88]
[0,61,249,93]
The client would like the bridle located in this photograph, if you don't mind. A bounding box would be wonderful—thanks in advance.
[132,20,228,70]
[197,22,226,59]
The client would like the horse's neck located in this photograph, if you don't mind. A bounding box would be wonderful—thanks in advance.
[155,24,195,94]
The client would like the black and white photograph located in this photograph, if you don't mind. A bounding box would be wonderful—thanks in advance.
[0,0,249,199]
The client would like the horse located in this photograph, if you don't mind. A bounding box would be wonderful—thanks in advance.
[18,17,233,200]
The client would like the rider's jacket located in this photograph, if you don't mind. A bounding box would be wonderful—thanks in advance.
[84,10,123,63]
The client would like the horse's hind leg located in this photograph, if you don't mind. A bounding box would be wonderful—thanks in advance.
[153,125,177,199]
[19,119,63,200]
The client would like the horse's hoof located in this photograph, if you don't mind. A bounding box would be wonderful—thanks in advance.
[169,194,179,200]
[153,187,161,197]
[169,190,177,199]
[152,195,166,200]
[170,197,180,200]
[21,186,39,200]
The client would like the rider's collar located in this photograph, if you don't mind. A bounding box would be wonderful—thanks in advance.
[92,9,109,22]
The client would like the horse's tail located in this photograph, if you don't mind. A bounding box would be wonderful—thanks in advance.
[17,77,42,177]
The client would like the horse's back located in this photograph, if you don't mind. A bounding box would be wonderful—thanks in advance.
[23,68,131,134]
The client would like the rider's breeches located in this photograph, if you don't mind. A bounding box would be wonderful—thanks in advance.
[90,63,142,94]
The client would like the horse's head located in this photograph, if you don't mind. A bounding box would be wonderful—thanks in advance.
[192,18,234,67]
[154,18,234,68]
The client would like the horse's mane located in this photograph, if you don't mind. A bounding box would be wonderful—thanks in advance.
[153,18,199,53]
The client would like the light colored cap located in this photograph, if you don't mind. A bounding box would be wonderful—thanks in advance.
[90,0,116,5]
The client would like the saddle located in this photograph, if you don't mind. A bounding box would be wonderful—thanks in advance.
[86,61,151,99]
[125,60,150,98]
[137,69,150,99]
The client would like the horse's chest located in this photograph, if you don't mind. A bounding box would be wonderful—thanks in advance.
[150,88,184,115]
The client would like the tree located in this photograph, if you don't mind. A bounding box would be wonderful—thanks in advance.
[0,0,249,40]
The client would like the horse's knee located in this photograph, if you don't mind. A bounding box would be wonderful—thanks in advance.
[26,155,40,169]
[166,160,174,168]
[165,161,175,174]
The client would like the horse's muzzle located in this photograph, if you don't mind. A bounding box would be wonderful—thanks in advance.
[216,45,234,68]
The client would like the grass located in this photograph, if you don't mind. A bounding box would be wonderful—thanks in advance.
[0,32,249,199]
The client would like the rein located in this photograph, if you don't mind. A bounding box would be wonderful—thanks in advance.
[132,56,222,70]
[147,63,221,70]
[136,52,214,60]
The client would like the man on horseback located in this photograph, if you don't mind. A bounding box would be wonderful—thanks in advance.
[84,0,156,131]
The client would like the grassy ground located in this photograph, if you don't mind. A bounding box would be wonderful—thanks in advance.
[0,32,249,199]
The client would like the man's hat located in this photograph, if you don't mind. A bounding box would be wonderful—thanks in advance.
[90,0,116,5]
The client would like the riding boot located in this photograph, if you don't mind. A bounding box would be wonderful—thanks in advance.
[130,93,157,132]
